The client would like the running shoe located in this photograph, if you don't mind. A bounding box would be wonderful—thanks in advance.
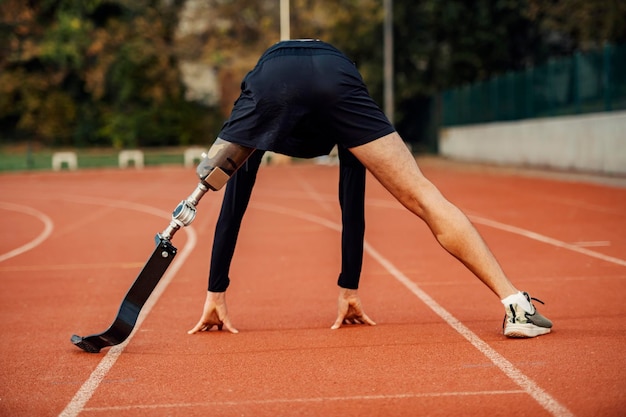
[503,292,552,338]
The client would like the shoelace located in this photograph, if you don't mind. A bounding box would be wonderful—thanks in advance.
[502,295,546,330]
[529,296,545,305]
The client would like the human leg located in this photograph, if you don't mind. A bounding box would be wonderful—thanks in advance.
[196,138,255,189]
[348,132,518,299]
[349,133,552,337]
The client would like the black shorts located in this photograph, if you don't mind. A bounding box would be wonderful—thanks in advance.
[218,40,395,158]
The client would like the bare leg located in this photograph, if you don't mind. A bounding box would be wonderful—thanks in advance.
[349,132,517,299]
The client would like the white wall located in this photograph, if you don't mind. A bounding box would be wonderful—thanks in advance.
[439,111,626,175]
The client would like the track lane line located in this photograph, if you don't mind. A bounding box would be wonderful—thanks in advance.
[252,202,575,417]
[57,196,198,417]
[83,390,526,411]
[345,198,626,268]
[0,201,54,263]
[468,215,626,268]
[0,262,145,272]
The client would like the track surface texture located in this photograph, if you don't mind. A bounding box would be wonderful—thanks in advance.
[1,157,625,417]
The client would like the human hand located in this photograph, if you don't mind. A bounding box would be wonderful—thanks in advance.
[331,288,376,330]
[188,291,239,334]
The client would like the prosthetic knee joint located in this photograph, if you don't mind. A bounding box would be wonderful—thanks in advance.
[160,138,255,240]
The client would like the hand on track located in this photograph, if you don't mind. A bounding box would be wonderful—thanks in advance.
[331,288,376,330]
[188,291,239,334]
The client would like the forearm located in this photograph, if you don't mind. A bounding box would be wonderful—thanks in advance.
[208,151,264,292]
[337,146,366,289]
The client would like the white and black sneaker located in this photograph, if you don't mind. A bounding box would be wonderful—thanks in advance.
[503,292,553,338]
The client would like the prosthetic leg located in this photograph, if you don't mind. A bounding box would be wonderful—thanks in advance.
[71,139,255,353]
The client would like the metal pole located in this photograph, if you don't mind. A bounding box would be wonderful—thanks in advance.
[383,0,394,124]
[280,0,290,41]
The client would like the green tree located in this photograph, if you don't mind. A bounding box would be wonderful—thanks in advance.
[4,0,623,150]
[527,0,626,53]
[0,0,218,148]
[174,0,280,114]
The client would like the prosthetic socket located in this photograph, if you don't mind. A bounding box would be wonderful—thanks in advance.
[160,138,255,241]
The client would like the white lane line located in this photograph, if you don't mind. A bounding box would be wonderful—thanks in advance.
[253,203,575,417]
[468,215,626,268]
[57,196,198,417]
[294,173,335,215]
[0,262,145,272]
[0,202,54,263]
[571,241,610,247]
[259,192,625,269]
[363,242,574,417]
[84,390,526,411]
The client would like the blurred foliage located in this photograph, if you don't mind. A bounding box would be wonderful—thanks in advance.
[527,0,626,52]
[1,0,624,148]
[0,0,217,148]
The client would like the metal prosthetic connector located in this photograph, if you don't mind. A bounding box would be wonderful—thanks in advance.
[159,139,255,242]
[160,182,208,241]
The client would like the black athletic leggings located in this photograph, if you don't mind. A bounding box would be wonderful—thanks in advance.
[208,146,366,292]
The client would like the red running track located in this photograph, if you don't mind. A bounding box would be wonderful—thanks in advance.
[0,158,625,417]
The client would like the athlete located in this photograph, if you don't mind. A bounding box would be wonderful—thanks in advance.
[188,39,552,338]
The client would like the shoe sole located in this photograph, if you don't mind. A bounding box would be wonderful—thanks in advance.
[504,323,551,338]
